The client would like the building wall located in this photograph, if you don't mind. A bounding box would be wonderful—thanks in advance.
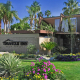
[77,17,80,32]
[0,34,39,53]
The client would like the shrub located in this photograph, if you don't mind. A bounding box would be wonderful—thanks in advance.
[56,54,80,61]
[0,53,21,77]
[27,44,37,54]
[19,58,66,80]
[41,42,57,50]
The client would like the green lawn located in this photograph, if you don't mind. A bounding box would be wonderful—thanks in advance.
[21,59,80,80]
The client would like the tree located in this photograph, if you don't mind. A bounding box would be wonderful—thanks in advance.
[0,3,5,33]
[31,1,41,28]
[37,12,43,18]
[45,10,51,17]
[26,6,34,29]
[62,0,80,32]
[62,0,80,53]
[11,22,30,30]
[2,0,20,33]
[26,1,41,29]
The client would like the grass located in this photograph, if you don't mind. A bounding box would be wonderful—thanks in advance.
[21,59,80,80]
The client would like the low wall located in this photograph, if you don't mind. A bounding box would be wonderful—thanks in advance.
[0,34,39,53]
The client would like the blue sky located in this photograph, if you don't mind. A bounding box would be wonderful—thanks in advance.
[0,0,80,29]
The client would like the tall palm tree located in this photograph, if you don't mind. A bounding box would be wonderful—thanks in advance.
[0,3,5,33]
[7,10,21,32]
[31,1,41,28]
[37,12,43,18]
[62,0,80,32]
[45,10,51,17]
[26,6,34,29]
[2,1,21,33]
[62,0,80,53]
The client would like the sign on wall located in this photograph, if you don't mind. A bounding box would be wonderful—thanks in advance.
[3,39,28,45]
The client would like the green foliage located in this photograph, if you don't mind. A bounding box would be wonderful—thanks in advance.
[41,42,57,50]
[11,22,30,30]
[0,53,21,77]
[45,10,51,17]
[27,44,37,54]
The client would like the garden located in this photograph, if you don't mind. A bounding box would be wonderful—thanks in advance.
[0,42,80,80]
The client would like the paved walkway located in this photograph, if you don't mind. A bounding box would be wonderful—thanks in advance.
[0,52,9,54]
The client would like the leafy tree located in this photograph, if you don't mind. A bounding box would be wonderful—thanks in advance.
[11,22,30,30]
[45,10,51,17]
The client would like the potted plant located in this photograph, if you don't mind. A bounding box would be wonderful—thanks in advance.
[41,42,57,56]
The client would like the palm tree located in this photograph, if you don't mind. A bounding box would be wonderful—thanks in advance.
[37,12,43,18]
[45,10,51,17]
[2,1,20,33]
[0,3,5,33]
[62,0,80,32]
[26,6,34,29]
[62,0,80,53]
[31,1,41,28]
[7,10,21,32]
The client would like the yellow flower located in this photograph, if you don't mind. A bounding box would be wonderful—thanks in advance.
[29,79,31,80]
[27,75,30,77]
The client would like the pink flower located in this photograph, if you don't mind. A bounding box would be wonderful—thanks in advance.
[33,70,35,74]
[46,67,47,68]
[54,69,58,72]
[48,68,50,71]
[42,65,44,67]
[32,68,34,70]
[31,62,35,66]
[43,73,44,76]
[38,69,40,71]
[43,68,46,72]
[44,74,48,79]
[30,71,31,73]
[37,72,39,75]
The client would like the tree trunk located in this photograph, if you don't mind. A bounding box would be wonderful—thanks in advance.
[0,20,1,33]
[47,50,51,56]
[4,23,6,33]
[8,21,10,32]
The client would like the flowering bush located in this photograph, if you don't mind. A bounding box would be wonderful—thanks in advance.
[56,54,80,61]
[25,57,66,80]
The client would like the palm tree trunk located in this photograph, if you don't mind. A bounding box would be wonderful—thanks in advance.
[4,23,6,33]
[6,23,8,33]
[34,15,37,29]
[8,21,10,32]
[0,20,1,33]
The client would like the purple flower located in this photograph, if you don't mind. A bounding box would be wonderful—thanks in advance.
[44,74,48,79]
[30,71,31,73]
[43,73,44,76]
[32,68,34,70]
[38,69,40,71]
[43,68,46,72]
[42,65,44,67]
[48,68,50,71]
[46,67,47,68]
[33,70,35,74]
[37,72,39,75]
